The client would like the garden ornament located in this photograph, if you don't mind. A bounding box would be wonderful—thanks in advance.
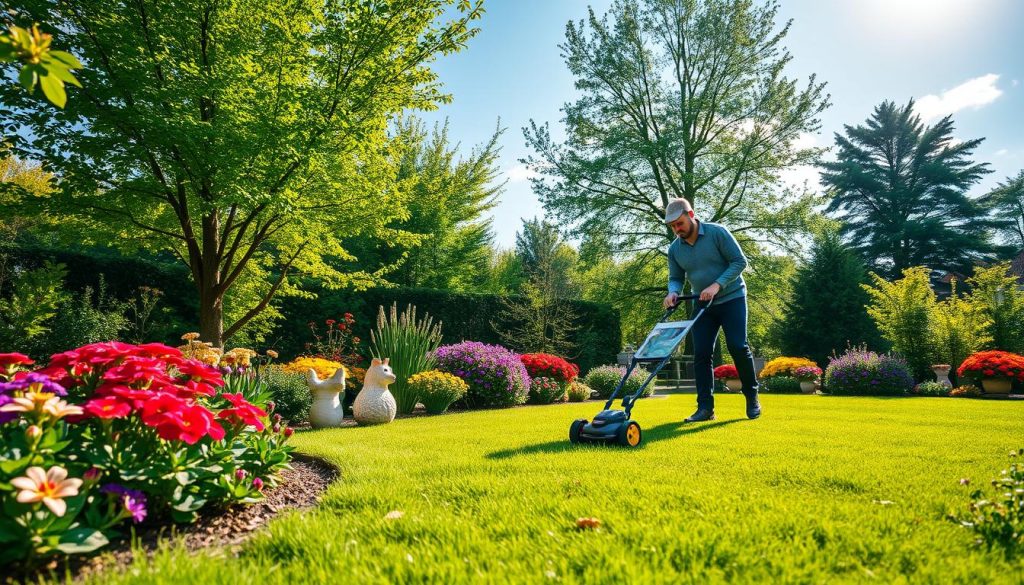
[353,357,398,425]
[306,367,347,428]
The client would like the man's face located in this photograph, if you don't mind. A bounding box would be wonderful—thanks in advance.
[669,212,694,238]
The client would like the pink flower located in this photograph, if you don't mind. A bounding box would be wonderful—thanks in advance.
[10,466,83,517]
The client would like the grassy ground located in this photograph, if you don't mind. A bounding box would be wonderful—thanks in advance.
[78,394,1023,584]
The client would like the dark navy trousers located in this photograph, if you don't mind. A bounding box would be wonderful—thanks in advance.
[690,296,759,410]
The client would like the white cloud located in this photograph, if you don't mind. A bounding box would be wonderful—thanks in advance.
[779,164,823,192]
[504,164,539,183]
[915,74,1003,122]
[792,132,819,150]
[995,148,1009,156]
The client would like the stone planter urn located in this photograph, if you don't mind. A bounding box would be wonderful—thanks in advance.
[353,357,398,425]
[724,378,743,392]
[307,367,347,429]
[981,377,1012,394]
[800,380,817,394]
[931,365,952,388]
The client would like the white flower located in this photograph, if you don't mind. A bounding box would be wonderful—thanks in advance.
[10,466,83,517]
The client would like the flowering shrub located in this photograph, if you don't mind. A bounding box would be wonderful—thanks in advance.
[583,365,653,399]
[950,384,983,398]
[823,348,914,396]
[0,343,293,568]
[306,313,363,364]
[566,380,592,402]
[713,364,739,379]
[431,342,529,408]
[760,356,818,378]
[281,356,345,380]
[913,381,951,397]
[519,353,579,384]
[793,366,823,382]
[406,370,468,414]
[957,350,1024,383]
[529,376,567,404]
[957,449,1024,555]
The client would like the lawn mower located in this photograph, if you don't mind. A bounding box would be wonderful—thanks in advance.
[569,294,710,448]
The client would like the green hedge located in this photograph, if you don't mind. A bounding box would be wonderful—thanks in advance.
[269,286,621,376]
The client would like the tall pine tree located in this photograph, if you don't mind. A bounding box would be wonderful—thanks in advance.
[821,100,995,278]
[779,229,882,366]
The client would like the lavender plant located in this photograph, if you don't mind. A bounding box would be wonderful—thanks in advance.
[431,341,529,408]
[824,346,914,395]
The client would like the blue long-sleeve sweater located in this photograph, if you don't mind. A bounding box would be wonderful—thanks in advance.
[667,221,747,304]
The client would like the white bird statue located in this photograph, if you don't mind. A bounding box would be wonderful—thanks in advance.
[306,366,346,428]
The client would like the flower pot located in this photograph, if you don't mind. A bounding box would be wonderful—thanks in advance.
[724,378,743,392]
[981,377,1012,394]
[931,366,952,388]
[800,380,816,394]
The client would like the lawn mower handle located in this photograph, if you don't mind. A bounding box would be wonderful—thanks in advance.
[660,293,711,322]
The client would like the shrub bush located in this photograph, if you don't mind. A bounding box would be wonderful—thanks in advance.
[264,366,312,423]
[0,342,293,569]
[566,380,592,402]
[407,370,468,414]
[520,353,579,383]
[823,347,914,395]
[584,365,653,399]
[950,384,983,398]
[432,341,529,408]
[760,356,818,378]
[762,375,802,393]
[957,448,1024,556]
[913,381,951,397]
[529,376,566,404]
[793,366,822,382]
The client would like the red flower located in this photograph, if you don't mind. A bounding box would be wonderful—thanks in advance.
[0,353,33,373]
[83,397,133,419]
[713,364,739,379]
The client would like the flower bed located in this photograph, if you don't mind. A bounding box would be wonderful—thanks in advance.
[0,343,292,568]
[823,348,914,395]
[956,350,1024,384]
[432,342,530,408]
[519,353,579,384]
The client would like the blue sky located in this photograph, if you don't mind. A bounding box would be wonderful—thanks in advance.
[418,0,1024,249]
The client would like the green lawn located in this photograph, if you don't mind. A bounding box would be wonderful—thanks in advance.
[81,394,1023,584]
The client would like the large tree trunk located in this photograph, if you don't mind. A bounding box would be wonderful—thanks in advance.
[198,211,224,347]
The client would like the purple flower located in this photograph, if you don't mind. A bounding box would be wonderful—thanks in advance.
[101,484,148,523]
[0,372,67,396]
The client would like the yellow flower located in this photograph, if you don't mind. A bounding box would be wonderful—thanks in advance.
[181,332,200,341]
[760,356,817,379]
[11,466,82,517]
[266,350,279,359]
[0,392,83,420]
[281,357,345,380]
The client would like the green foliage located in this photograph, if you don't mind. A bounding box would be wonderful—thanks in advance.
[958,449,1024,557]
[0,0,485,347]
[929,282,991,382]
[271,286,621,377]
[28,277,128,359]
[524,0,828,267]
[914,382,951,397]
[566,380,593,402]
[0,260,67,352]
[406,370,467,415]
[761,375,802,394]
[528,376,566,405]
[822,100,995,277]
[370,303,443,415]
[863,267,936,380]
[0,24,82,108]
[779,229,882,365]
[584,365,652,399]
[264,367,312,424]
[978,170,1024,250]
[966,263,1024,354]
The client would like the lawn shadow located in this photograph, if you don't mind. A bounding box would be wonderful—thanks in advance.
[484,418,746,459]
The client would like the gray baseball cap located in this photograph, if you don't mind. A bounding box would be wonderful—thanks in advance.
[663,198,692,223]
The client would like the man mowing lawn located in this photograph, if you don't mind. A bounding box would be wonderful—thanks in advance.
[662,197,761,423]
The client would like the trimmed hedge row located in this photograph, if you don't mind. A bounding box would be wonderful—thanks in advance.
[269,286,621,376]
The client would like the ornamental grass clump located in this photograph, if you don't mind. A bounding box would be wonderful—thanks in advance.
[529,376,566,404]
[584,365,652,399]
[432,341,529,408]
[824,347,914,396]
[406,370,468,414]
[371,303,443,415]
